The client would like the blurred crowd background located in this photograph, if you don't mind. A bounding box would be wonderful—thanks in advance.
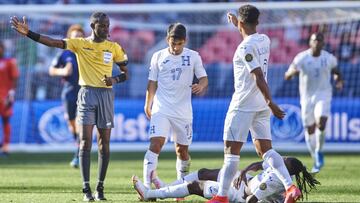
[0,2,358,101]
[1,0,321,4]
[0,0,358,147]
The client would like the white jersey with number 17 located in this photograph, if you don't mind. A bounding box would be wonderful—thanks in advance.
[148,48,207,119]
[228,33,271,112]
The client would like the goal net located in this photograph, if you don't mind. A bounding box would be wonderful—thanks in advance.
[0,1,359,152]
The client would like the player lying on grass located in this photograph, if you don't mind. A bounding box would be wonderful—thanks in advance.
[132,157,319,202]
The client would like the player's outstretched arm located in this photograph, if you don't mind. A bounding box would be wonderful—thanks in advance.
[252,68,285,119]
[284,64,299,80]
[227,12,238,27]
[10,16,65,49]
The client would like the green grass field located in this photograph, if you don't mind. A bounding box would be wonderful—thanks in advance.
[0,152,359,203]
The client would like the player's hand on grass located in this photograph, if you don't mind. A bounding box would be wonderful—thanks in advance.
[144,105,151,119]
[102,75,116,86]
[191,83,205,95]
[10,16,29,36]
[268,101,285,119]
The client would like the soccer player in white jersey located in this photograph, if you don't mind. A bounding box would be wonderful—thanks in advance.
[142,23,208,193]
[207,5,301,203]
[285,33,343,173]
[132,157,319,203]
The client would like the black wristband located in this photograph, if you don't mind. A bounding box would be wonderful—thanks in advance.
[26,30,40,42]
[115,72,127,83]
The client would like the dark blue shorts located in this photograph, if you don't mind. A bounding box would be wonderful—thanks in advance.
[64,99,77,120]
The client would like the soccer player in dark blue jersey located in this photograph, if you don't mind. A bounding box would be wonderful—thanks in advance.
[49,24,85,168]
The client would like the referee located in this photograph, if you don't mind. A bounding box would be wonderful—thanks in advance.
[11,12,128,201]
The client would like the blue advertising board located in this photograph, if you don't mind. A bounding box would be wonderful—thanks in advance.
[2,98,360,151]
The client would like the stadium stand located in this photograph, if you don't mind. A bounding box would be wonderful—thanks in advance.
[0,2,359,100]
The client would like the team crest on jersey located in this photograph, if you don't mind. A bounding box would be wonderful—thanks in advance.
[259,183,267,190]
[181,56,190,66]
[245,54,253,62]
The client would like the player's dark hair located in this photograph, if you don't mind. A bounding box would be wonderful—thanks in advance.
[90,12,108,23]
[238,4,260,25]
[67,24,85,38]
[287,157,321,200]
[167,23,186,40]
[0,40,4,49]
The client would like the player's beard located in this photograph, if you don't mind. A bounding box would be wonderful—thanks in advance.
[100,33,108,40]
[95,30,108,41]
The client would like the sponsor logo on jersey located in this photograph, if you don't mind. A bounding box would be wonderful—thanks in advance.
[209,186,218,194]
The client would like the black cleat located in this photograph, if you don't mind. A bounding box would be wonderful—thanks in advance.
[94,185,107,201]
[83,187,95,202]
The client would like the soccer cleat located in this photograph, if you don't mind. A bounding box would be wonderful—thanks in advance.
[132,175,149,201]
[311,166,320,174]
[94,185,107,201]
[284,185,302,203]
[315,151,324,168]
[70,157,79,168]
[150,170,166,189]
[83,187,95,202]
[206,195,229,203]
[312,151,324,173]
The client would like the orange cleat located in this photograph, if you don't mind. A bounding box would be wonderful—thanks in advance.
[284,185,302,203]
[174,197,186,201]
[206,195,229,203]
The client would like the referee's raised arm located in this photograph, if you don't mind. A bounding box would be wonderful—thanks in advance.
[10,16,65,49]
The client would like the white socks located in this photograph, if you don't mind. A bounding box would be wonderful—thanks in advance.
[146,182,190,199]
[305,131,316,158]
[143,150,159,188]
[176,157,191,180]
[315,128,325,153]
[217,154,239,196]
[263,149,293,189]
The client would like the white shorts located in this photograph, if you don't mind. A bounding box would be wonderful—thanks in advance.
[223,109,271,142]
[301,98,331,126]
[149,112,192,145]
[203,171,246,203]
[249,172,284,202]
